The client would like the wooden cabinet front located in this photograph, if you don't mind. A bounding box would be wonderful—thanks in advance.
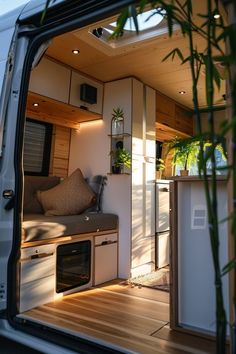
[156,92,175,128]
[156,91,193,136]
[175,105,193,135]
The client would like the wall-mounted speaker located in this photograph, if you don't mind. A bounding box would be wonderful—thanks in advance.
[80,83,97,104]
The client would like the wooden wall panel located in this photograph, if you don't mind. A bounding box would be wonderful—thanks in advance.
[50,125,71,178]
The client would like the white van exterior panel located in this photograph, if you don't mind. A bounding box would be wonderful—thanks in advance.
[19,0,64,21]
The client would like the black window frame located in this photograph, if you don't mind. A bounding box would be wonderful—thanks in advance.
[24,118,53,176]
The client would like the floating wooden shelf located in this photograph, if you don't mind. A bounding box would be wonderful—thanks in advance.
[107,172,130,175]
[26,92,102,129]
[107,133,131,138]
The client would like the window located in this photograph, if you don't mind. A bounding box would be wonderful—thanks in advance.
[23,119,52,176]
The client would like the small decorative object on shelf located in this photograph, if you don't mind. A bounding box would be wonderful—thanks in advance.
[111,146,131,174]
[109,107,131,174]
[111,107,124,136]
[156,158,165,179]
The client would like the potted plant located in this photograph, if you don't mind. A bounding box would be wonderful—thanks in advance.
[156,158,165,179]
[169,138,199,176]
[111,147,131,174]
[111,107,124,136]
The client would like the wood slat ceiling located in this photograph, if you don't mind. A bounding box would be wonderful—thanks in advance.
[45,1,226,109]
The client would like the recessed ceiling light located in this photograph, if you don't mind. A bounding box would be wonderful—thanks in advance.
[179,90,186,95]
[33,103,39,107]
[72,49,80,55]
[214,13,220,19]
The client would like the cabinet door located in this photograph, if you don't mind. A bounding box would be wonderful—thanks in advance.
[156,92,175,128]
[175,104,193,135]
[69,71,103,114]
[20,275,55,312]
[94,243,117,286]
[29,57,70,103]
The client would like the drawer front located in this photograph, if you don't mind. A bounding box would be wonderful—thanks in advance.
[21,255,55,284]
[21,244,55,259]
[95,233,118,246]
[20,275,55,312]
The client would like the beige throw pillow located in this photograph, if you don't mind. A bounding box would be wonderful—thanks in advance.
[37,168,96,216]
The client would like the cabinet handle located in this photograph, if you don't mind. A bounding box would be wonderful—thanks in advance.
[21,252,54,262]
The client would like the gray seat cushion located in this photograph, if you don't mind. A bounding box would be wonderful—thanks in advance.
[23,213,118,242]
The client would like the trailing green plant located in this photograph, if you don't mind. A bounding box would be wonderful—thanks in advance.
[112,147,131,169]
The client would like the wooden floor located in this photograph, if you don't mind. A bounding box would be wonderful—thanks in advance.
[19,281,216,354]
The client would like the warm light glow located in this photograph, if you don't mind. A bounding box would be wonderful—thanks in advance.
[33,103,39,107]
[72,49,80,55]
[179,91,186,95]
[80,119,104,127]
[214,13,220,19]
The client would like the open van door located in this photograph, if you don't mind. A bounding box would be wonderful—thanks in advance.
[0,2,31,313]
[0,0,134,353]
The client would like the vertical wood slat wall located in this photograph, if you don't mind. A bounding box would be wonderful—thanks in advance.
[49,125,71,178]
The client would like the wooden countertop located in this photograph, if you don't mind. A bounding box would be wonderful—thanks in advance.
[168,175,227,182]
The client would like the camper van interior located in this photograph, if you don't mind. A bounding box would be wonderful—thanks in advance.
[16,2,226,353]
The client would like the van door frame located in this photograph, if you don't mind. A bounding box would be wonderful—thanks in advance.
[6,0,135,352]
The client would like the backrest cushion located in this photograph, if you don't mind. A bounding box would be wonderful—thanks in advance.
[24,175,61,214]
[85,175,107,212]
[37,168,96,216]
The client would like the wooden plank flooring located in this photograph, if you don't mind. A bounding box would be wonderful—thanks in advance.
[19,281,216,354]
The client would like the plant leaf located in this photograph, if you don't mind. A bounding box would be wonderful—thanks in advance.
[222,259,236,276]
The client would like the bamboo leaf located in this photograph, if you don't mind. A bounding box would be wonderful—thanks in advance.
[130,5,139,33]
[222,259,236,276]
[212,64,221,90]
[41,0,56,24]
[162,48,184,63]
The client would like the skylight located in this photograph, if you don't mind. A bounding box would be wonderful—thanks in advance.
[110,9,164,32]
[81,8,179,56]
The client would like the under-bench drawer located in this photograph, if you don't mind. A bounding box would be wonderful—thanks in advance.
[21,255,55,285]
[21,244,55,259]
[21,244,55,285]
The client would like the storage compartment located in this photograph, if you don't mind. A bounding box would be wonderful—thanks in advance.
[20,275,55,312]
[94,233,118,286]
[20,244,56,312]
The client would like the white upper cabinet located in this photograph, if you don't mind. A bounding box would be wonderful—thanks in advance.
[69,71,103,114]
[29,58,71,103]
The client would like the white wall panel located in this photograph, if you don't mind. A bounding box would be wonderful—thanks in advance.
[69,78,132,278]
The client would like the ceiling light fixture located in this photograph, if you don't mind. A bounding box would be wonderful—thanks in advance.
[179,91,186,95]
[33,103,39,107]
[213,13,220,19]
[72,49,80,55]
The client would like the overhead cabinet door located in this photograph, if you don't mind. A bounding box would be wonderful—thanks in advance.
[29,57,70,103]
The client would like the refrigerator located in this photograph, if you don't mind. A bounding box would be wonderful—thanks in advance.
[156,180,170,268]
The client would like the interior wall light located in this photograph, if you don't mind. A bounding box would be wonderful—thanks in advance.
[33,103,39,107]
[179,91,186,95]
